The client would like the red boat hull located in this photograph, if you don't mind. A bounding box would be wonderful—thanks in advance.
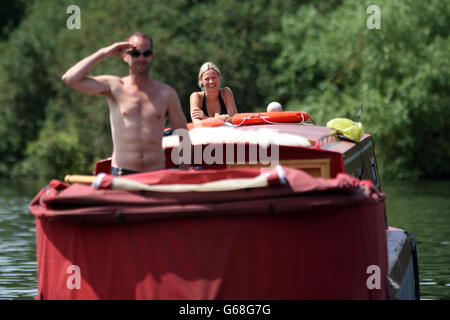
[30,167,389,299]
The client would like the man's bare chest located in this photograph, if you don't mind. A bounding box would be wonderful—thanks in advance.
[112,88,168,121]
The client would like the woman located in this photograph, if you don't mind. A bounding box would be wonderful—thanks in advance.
[190,62,238,123]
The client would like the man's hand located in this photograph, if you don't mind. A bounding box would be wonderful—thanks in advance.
[100,42,136,58]
[61,42,133,94]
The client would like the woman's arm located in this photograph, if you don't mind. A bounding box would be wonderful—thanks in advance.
[189,92,208,122]
[214,87,238,121]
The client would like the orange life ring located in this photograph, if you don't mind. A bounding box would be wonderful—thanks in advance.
[231,111,310,126]
[186,118,224,130]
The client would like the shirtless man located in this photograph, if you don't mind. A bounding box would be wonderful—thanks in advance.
[62,32,188,175]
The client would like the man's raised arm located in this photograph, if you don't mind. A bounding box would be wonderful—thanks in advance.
[61,42,134,95]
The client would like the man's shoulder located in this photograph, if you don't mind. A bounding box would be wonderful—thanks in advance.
[95,75,123,90]
[95,75,122,83]
[154,79,172,89]
[154,80,178,97]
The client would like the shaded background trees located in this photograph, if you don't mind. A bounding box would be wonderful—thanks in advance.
[0,0,448,180]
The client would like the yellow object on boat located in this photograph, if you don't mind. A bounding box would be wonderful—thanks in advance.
[326,118,364,142]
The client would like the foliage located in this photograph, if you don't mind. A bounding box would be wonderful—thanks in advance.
[0,0,448,180]
[265,0,450,179]
[0,0,31,40]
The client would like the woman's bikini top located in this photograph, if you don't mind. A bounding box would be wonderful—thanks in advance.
[201,90,227,117]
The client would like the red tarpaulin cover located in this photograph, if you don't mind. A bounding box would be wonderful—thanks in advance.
[29,167,389,299]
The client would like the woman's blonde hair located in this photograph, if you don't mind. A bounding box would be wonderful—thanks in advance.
[198,62,221,90]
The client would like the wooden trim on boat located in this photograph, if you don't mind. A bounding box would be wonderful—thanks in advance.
[227,158,331,179]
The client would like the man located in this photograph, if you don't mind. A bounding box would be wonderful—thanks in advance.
[62,32,189,175]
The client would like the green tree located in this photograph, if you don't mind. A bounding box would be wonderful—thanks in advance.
[0,0,447,180]
[0,2,67,176]
[0,0,31,40]
[1,0,299,179]
[265,0,450,179]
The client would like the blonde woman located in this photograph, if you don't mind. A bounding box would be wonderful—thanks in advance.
[190,62,238,123]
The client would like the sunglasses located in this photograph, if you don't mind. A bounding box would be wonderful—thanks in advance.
[126,49,153,57]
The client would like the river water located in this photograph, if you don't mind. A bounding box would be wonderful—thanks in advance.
[0,179,448,300]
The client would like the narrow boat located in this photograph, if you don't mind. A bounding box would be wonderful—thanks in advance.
[29,112,419,299]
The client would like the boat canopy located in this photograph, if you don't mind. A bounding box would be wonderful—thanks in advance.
[29,166,389,299]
